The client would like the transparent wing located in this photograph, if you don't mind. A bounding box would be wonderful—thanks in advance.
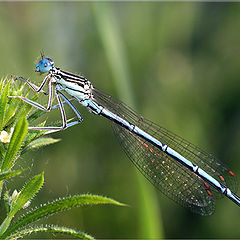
[92,88,238,215]
[113,122,216,215]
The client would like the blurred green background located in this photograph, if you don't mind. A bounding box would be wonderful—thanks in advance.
[1,2,240,239]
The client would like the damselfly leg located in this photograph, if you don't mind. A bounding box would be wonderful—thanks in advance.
[12,75,49,95]
[9,77,82,134]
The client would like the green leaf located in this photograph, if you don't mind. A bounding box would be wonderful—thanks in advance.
[21,137,60,154]
[3,97,19,128]
[0,169,22,181]
[27,108,45,123]
[0,172,44,236]
[1,117,28,171]
[10,172,44,216]
[2,194,124,237]
[0,143,6,160]
[3,81,25,128]
[4,191,11,215]
[5,225,94,240]
[0,81,10,130]
[10,101,32,126]
[0,78,5,93]
[23,121,47,146]
[6,92,36,130]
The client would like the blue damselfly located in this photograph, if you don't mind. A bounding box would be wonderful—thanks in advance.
[10,55,240,215]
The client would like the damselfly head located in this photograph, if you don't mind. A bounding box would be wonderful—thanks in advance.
[35,57,54,74]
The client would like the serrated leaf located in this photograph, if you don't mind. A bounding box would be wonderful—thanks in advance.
[5,225,94,240]
[10,172,44,216]
[4,191,11,215]
[0,143,6,161]
[0,172,44,235]
[21,137,60,154]
[1,117,28,171]
[2,194,125,237]
[12,101,32,125]
[0,169,22,181]
[0,81,10,130]
[0,78,4,93]
[6,93,36,130]
[3,97,19,128]
[3,80,24,127]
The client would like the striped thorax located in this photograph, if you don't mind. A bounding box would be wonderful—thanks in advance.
[50,67,93,104]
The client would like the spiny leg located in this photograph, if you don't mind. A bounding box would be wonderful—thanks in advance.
[9,79,82,134]
[57,92,82,122]
[8,79,54,111]
[12,75,49,95]
[28,90,82,134]
[52,97,76,110]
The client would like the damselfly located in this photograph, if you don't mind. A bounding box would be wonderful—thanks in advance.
[11,55,240,215]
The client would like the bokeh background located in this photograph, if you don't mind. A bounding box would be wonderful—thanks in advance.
[1,2,240,239]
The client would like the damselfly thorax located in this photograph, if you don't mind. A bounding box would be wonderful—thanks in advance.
[45,67,94,113]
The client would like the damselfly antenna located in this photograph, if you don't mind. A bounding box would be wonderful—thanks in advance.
[40,50,45,60]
